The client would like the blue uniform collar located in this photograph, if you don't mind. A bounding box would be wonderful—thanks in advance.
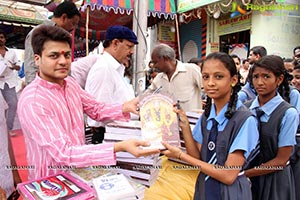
[250,93,284,116]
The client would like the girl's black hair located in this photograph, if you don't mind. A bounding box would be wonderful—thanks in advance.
[251,55,291,103]
[202,52,241,119]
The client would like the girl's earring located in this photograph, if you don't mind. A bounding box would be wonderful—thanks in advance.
[231,83,235,87]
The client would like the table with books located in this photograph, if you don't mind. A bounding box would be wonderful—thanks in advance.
[17,156,200,200]
[17,93,202,199]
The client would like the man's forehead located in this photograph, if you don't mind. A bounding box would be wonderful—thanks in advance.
[43,42,71,51]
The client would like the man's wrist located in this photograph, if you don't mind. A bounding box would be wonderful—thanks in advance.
[177,151,183,160]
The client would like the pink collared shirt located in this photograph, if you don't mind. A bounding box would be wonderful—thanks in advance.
[18,75,130,180]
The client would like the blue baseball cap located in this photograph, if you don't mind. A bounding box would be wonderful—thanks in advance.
[106,25,138,44]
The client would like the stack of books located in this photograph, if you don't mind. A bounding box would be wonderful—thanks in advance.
[115,152,161,186]
[168,111,202,165]
[104,121,142,143]
[104,121,161,187]
[186,111,202,125]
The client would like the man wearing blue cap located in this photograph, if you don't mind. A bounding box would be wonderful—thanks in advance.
[85,25,138,144]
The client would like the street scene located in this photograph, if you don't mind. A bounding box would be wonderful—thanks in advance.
[0,0,300,199]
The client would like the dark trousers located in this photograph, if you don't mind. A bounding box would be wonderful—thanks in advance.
[1,83,18,130]
[91,127,105,144]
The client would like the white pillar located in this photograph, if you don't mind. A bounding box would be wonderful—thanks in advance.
[132,0,148,96]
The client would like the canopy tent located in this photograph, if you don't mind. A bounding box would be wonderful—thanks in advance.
[74,0,176,57]
[0,0,49,49]
[82,0,176,20]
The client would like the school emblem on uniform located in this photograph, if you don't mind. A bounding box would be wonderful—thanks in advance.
[208,141,215,151]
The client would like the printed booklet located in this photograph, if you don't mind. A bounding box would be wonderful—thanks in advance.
[92,173,136,200]
[139,92,180,149]
[17,172,95,200]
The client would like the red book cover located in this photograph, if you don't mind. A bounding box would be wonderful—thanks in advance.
[139,93,180,150]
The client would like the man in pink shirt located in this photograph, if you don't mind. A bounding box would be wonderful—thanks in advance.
[17,25,160,181]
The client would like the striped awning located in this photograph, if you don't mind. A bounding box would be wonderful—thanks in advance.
[82,0,176,20]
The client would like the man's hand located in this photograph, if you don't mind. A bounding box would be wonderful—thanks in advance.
[0,186,6,200]
[9,62,20,71]
[114,139,160,157]
[122,97,140,115]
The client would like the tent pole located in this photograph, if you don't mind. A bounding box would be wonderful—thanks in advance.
[85,6,89,56]
[175,14,182,61]
[132,0,148,96]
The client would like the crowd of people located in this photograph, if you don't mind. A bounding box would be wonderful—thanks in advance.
[0,1,300,200]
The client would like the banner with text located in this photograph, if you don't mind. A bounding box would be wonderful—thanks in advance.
[178,0,222,13]
[217,12,252,36]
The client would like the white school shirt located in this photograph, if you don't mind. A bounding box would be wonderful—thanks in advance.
[85,51,135,127]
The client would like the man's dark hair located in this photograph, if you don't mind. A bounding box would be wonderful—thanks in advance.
[293,46,300,55]
[294,62,300,70]
[0,30,6,38]
[284,58,294,62]
[102,40,110,48]
[250,46,267,57]
[31,25,72,56]
[230,54,241,63]
[53,1,81,18]
[188,57,202,65]
[242,59,249,64]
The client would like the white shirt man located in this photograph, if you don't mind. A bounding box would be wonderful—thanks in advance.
[85,51,135,128]
[0,31,20,135]
[85,25,138,144]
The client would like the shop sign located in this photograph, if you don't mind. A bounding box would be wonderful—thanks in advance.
[0,6,44,25]
[178,0,222,13]
[217,12,252,36]
[158,23,176,42]
[210,42,219,53]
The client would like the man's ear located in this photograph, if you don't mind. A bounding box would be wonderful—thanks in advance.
[34,54,40,68]
[61,13,68,21]
[111,39,120,49]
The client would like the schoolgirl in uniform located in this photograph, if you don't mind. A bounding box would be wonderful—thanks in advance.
[161,52,259,200]
[291,63,300,200]
[245,55,298,200]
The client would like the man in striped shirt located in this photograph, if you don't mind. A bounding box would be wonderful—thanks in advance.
[17,25,160,181]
